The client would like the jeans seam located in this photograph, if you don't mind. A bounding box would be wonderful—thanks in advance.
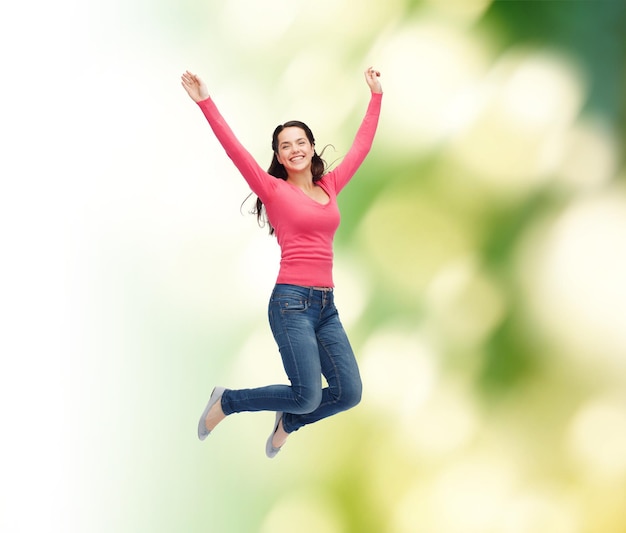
[317,332,342,407]
[274,306,303,406]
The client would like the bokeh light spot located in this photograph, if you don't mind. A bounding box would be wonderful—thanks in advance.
[556,114,618,190]
[521,190,626,369]
[567,395,626,481]
[360,328,439,421]
[358,188,475,293]
[373,20,489,151]
[402,381,479,458]
[424,256,507,346]
[449,48,586,193]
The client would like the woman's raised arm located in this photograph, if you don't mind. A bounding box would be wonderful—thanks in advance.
[180,70,277,201]
[327,68,383,194]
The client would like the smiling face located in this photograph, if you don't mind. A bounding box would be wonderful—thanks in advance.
[275,126,315,176]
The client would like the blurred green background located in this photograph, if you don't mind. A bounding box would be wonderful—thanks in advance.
[2,0,626,532]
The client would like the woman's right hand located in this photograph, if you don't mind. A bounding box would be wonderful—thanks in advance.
[181,70,210,103]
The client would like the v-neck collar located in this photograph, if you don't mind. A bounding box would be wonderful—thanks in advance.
[285,180,331,206]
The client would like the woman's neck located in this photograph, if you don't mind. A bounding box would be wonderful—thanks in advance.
[286,171,315,190]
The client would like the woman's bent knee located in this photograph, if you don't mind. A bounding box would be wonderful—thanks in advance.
[338,381,362,411]
[292,388,323,414]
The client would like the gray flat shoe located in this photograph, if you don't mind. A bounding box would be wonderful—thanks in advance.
[265,411,284,458]
[197,386,226,441]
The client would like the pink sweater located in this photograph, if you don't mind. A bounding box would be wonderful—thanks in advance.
[197,92,382,287]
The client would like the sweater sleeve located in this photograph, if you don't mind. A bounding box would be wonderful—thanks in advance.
[196,97,277,201]
[325,92,382,195]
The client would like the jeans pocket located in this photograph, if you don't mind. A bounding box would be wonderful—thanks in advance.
[274,295,308,313]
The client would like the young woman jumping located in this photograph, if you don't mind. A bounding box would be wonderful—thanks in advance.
[181,67,382,458]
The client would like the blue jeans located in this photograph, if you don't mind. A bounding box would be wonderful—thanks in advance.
[220,284,362,433]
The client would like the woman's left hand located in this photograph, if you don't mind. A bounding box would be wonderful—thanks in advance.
[181,70,210,103]
[364,67,382,94]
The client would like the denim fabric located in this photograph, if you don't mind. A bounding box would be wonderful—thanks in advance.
[220,284,362,433]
